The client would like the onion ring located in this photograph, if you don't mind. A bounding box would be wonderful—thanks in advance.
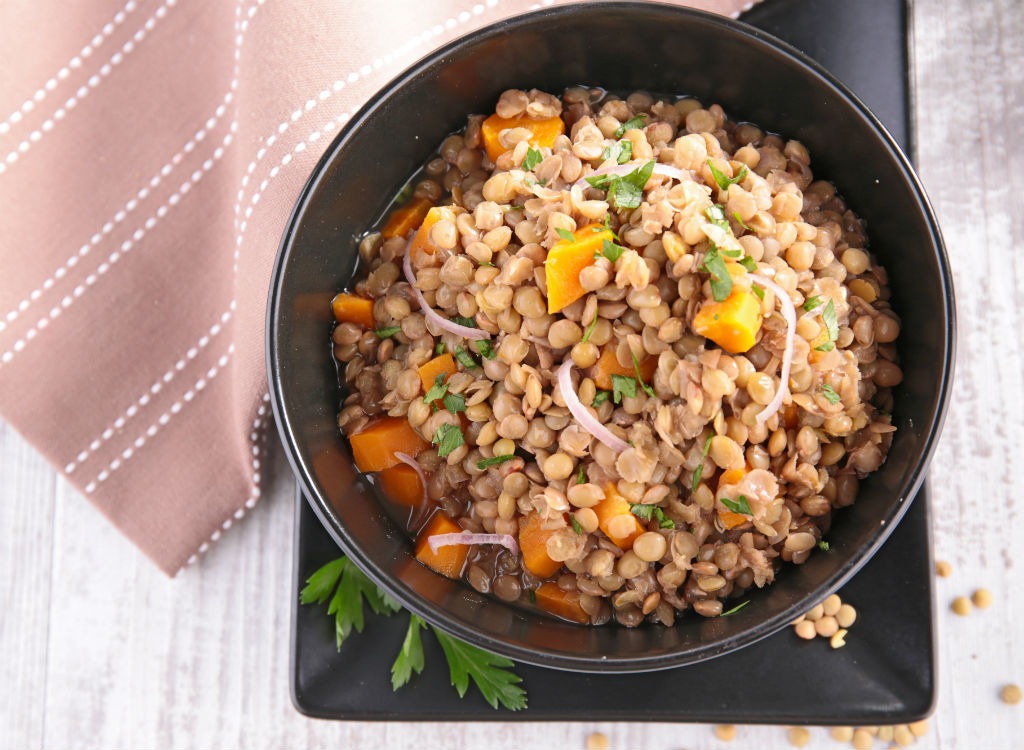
[403,238,490,341]
[748,273,796,426]
[427,532,519,556]
[557,360,629,453]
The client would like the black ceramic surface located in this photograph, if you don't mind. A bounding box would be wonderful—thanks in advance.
[269,0,953,673]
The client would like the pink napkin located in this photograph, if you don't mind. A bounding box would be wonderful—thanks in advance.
[0,0,760,575]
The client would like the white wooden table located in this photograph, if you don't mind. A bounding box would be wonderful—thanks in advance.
[3,1,1022,747]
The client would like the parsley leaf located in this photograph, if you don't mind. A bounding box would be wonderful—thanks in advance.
[585,172,614,190]
[424,373,448,404]
[818,540,831,552]
[443,391,466,414]
[522,146,543,171]
[599,239,626,263]
[732,211,753,231]
[391,614,426,690]
[691,433,714,493]
[705,203,731,231]
[751,284,765,300]
[607,160,655,210]
[706,159,749,191]
[701,246,733,302]
[432,627,527,710]
[581,315,599,343]
[300,557,401,650]
[820,384,841,404]
[803,295,823,312]
[453,346,479,369]
[592,390,611,407]
[630,503,675,529]
[614,113,647,138]
[631,351,655,397]
[451,315,477,328]
[473,339,497,360]
[435,341,446,355]
[299,558,345,606]
[432,423,464,458]
[374,325,401,339]
[816,299,839,352]
[738,255,758,272]
[571,516,583,535]
[721,600,750,617]
[576,464,586,485]
[477,454,515,470]
[555,227,576,243]
[611,373,637,404]
[720,495,752,515]
[602,139,633,164]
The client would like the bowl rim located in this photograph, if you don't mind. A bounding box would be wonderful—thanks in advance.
[266,1,955,672]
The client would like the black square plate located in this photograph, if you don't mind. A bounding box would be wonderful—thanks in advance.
[290,0,935,723]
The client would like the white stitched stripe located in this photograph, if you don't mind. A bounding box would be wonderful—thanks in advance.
[0,0,140,135]
[0,126,235,368]
[83,345,235,493]
[0,0,180,175]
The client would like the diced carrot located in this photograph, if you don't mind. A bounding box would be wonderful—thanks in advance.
[718,467,747,489]
[349,417,430,472]
[417,352,457,393]
[518,512,562,579]
[331,293,375,328]
[591,346,657,391]
[381,195,434,239]
[692,288,763,354]
[377,463,425,508]
[415,512,469,579]
[718,510,749,530]
[545,227,613,314]
[480,113,565,162]
[534,582,589,624]
[593,485,644,550]
[409,205,460,257]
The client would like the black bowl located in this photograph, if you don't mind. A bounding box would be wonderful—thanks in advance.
[267,2,954,673]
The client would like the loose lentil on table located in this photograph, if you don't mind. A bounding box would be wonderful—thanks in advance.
[332,86,901,627]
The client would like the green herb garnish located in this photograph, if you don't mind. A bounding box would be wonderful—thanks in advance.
[691,433,714,493]
[611,373,637,404]
[476,454,516,470]
[432,423,465,458]
[607,160,655,210]
[391,614,426,690]
[630,503,675,529]
[705,203,731,231]
[721,600,750,617]
[374,325,402,339]
[453,346,479,369]
[720,495,752,515]
[732,211,752,231]
[474,339,497,360]
[581,316,599,344]
[599,239,626,263]
[522,146,543,171]
[751,284,765,300]
[701,246,733,302]
[571,516,584,535]
[738,255,758,272]
[423,373,448,404]
[706,159,749,191]
[630,351,655,397]
[816,299,838,352]
[820,384,841,404]
[555,227,576,244]
[803,295,823,312]
[433,628,528,710]
[818,540,831,552]
[614,113,647,138]
[435,341,446,355]
[592,390,611,407]
[602,139,633,164]
[300,557,402,650]
[443,392,466,414]
[451,315,477,328]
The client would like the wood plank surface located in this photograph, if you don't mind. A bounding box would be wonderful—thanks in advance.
[2,0,1023,747]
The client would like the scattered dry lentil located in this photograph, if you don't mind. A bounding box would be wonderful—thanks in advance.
[971,587,992,609]
[1001,683,1022,705]
[951,596,972,616]
[792,593,857,645]
[585,731,609,750]
[830,627,848,649]
[830,726,854,742]
[935,560,952,577]
[713,724,737,741]
[787,726,811,747]
[851,728,874,750]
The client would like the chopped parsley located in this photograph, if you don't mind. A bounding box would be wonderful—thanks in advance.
[592,390,611,407]
[432,423,465,458]
[476,454,516,470]
[816,299,839,352]
[820,384,841,404]
[720,495,752,515]
[599,239,626,263]
[818,540,831,552]
[451,315,477,328]
[453,346,479,369]
[435,341,446,355]
[522,146,543,171]
[721,600,750,617]
[586,160,655,210]
[576,464,586,485]
[803,295,823,312]
[602,139,633,164]
[581,315,599,344]
[555,227,576,243]
[732,211,753,231]
[473,339,496,360]
[630,351,655,397]
[610,373,637,404]
[570,516,583,535]
[374,325,402,339]
[701,245,733,302]
[705,203,732,232]
[738,255,758,273]
[423,373,448,404]
[442,392,466,414]
[751,284,765,300]
[706,158,749,191]
[630,503,675,529]
[691,433,714,493]
[614,113,647,138]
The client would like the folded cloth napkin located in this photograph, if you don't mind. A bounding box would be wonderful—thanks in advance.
[0,0,760,575]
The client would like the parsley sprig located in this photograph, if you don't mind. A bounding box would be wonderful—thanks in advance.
[691,433,714,493]
[303,559,527,710]
[614,114,647,138]
[720,495,753,515]
[630,503,675,529]
[585,160,655,210]
[706,158,749,191]
[602,139,633,164]
[432,423,465,457]
[522,146,543,171]
[816,299,839,351]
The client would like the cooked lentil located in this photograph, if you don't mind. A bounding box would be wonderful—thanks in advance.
[332,86,900,627]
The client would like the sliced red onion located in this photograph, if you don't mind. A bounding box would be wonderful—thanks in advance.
[749,273,796,426]
[403,239,490,341]
[572,162,689,193]
[427,532,519,556]
[393,452,429,508]
[557,360,629,452]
